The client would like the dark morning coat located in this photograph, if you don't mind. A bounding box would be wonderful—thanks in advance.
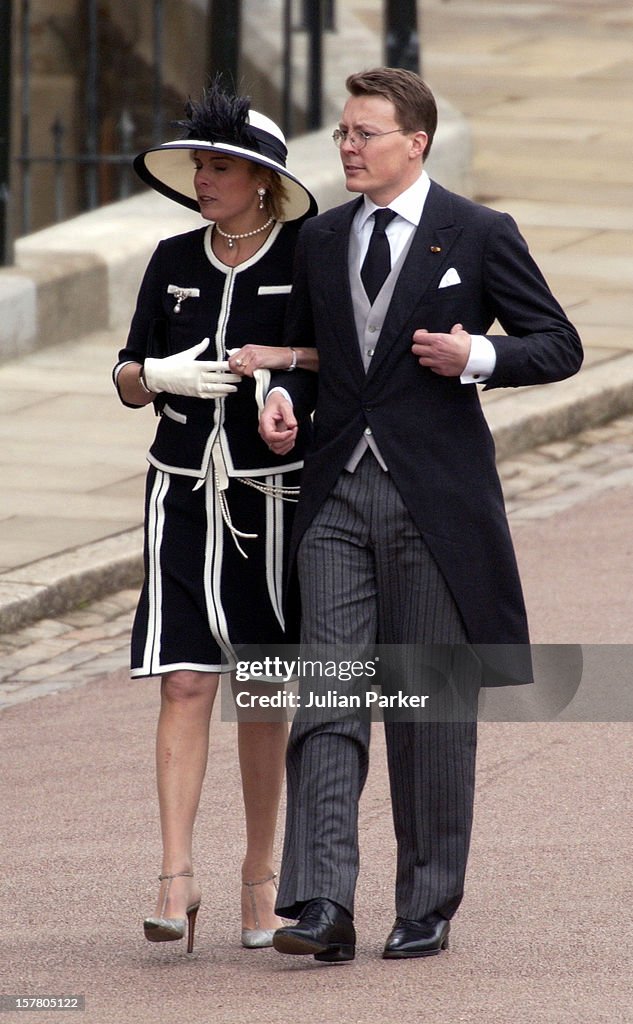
[272,181,583,681]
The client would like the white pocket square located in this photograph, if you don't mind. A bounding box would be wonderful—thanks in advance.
[438,268,461,289]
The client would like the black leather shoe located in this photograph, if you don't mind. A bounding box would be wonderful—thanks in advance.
[273,899,356,962]
[382,915,450,959]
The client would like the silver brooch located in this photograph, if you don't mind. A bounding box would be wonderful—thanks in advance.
[167,284,200,313]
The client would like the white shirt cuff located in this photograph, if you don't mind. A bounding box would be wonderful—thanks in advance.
[460,335,496,384]
[268,385,293,405]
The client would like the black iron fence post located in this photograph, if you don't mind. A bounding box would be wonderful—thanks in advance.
[209,0,242,88]
[0,0,12,264]
[84,0,100,209]
[385,0,420,73]
[305,0,323,130]
[52,116,65,223]
[152,0,164,143]
[19,0,31,235]
[282,0,293,136]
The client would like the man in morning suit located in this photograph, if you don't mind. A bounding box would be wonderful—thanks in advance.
[259,67,583,962]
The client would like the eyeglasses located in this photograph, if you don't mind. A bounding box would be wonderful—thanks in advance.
[332,127,406,150]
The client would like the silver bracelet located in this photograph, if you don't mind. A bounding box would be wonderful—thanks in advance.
[138,365,153,394]
[285,347,297,372]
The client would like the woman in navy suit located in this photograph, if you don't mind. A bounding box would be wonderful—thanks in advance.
[113,83,316,952]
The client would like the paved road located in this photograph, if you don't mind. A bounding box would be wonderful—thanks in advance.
[2,417,632,1024]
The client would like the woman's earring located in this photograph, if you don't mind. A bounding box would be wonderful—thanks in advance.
[257,187,266,210]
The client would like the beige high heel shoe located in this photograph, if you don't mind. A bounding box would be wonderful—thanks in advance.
[143,871,201,953]
[241,872,280,948]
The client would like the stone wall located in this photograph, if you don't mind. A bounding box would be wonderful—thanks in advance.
[11,0,208,235]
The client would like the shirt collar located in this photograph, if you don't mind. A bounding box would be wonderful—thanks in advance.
[359,170,431,229]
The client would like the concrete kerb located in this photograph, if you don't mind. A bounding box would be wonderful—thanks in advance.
[485,352,633,461]
[0,530,145,634]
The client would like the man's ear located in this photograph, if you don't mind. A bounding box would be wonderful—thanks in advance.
[409,131,428,160]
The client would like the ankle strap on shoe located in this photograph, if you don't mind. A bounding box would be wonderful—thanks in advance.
[242,872,278,888]
[158,871,194,881]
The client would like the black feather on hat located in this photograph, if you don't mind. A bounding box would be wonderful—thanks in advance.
[174,79,254,148]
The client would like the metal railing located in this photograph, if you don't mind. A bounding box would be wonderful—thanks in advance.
[16,0,168,237]
[13,0,334,243]
[0,1,13,264]
[3,0,420,264]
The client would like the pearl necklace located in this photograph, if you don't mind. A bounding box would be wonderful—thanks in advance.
[215,217,274,249]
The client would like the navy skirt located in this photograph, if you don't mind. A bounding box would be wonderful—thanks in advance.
[131,465,300,677]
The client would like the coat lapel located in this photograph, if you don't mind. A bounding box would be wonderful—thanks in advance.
[366,183,463,380]
[312,198,367,380]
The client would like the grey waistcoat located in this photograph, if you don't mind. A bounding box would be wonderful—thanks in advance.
[345,224,415,472]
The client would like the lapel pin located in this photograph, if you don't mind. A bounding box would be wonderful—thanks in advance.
[430,246,442,253]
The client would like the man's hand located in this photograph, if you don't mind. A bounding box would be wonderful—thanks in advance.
[411,323,471,377]
[259,392,298,456]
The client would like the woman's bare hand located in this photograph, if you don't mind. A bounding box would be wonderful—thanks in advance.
[228,345,295,377]
[228,345,319,376]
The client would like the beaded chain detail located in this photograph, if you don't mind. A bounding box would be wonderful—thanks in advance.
[212,470,300,559]
[237,477,300,501]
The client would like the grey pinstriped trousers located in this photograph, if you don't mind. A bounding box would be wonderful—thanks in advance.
[276,452,480,922]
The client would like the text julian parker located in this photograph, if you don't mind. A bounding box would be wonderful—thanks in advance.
[235,690,430,710]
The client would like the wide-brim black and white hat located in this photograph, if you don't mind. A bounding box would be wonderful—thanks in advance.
[134,96,315,223]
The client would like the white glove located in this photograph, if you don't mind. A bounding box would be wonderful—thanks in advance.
[143,338,241,398]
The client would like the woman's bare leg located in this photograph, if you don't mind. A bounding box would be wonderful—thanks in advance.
[237,716,288,930]
[153,669,218,917]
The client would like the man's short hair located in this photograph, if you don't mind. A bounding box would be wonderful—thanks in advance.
[345,67,437,158]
